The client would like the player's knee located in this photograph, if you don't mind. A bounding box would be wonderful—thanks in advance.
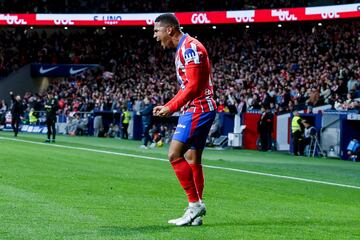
[168,151,181,162]
[184,152,194,163]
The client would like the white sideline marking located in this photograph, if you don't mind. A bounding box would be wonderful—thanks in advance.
[1,136,360,190]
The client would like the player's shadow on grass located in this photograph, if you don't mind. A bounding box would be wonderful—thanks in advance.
[98,225,173,236]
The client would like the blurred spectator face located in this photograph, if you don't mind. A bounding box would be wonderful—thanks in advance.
[16,95,21,101]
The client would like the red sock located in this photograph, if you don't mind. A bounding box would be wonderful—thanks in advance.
[171,157,199,203]
[190,163,204,200]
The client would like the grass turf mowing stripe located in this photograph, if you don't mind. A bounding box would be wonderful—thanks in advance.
[1,136,360,190]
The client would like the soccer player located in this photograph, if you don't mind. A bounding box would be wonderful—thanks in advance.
[44,92,58,143]
[153,13,217,226]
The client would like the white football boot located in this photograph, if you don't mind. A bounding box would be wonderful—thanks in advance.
[191,216,203,226]
[168,203,206,226]
[168,216,202,226]
[191,201,205,226]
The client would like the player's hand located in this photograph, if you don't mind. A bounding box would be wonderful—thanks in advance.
[153,106,171,117]
[153,106,162,116]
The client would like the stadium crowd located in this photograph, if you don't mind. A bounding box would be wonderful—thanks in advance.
[0,21,359,128]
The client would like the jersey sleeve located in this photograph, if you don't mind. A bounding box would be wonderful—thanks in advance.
[164,89,182,111]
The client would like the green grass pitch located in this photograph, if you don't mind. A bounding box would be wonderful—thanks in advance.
[0,131,359,240]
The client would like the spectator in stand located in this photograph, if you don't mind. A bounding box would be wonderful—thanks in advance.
[0,99,7,126]
[307,87,320,107]
[0,99,7,112]
[1,21,358,120]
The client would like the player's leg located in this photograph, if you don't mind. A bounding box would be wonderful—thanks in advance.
[185,149,204,201]
[185,111,216,202]
[168,112,215,226]
[46,120,51,142]
[168,140,199,204]
[52,121,56,142]
[267,131,272,151]
[184,149,205,226]
[167,112,208,226]
[260,132,267,151]
[14,117,20,137]
[186,111,216,225]
[11,116,17,137]
[124,123,129,139]
[142,123,151,147]
[15,117,20,137]
[168,140,206,226]
[293,131,301,155]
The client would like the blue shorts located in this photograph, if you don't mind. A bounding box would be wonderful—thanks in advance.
[172,111,216,150]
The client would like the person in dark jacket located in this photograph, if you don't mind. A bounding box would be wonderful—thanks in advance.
[44,92,58,142]
[257,104,274,151]
[9,91,23,137]
[139,97,154,148]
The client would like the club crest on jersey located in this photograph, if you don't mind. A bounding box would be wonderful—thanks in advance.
[183,43,200,65]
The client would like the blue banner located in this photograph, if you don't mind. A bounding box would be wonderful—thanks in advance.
[31,64,99,77]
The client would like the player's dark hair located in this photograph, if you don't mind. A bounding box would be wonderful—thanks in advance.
[155,13,180,30]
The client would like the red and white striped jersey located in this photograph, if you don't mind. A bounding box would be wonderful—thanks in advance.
[165,34,217,113]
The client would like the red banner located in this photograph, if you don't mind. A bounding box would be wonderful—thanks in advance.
[0,3,359,26]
